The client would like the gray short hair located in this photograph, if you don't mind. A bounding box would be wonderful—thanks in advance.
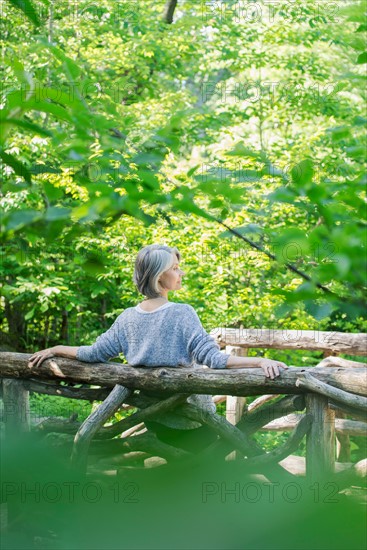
[133,244,181,299]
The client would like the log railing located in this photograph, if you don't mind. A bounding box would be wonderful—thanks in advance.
[210,328,367,356]
[0,328,366,484]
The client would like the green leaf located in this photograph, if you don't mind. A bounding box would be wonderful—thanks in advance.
[4,209,41,231]
[81,257,107,275]
[345,145,366,159]
[24,307,35,320]
[357,52,367,64]
[291,159,314,187]
[273,301,294,319]
[137,169,160,190]
[227,143,267,162]
[326,126,351,142]
[304,301,335,320]
[171,199,216,221]
[0,150,32,182]
[4,56,33,88]
[345,36,367,52]
[133,151,166,166]
[353,116,367,126]
[333,254,351,276]
[45,207,71,221]
[25,99,73,122]
[338,3,366,23]
[41,42,82,80]
[43,182,64,201]
[8,0,40,26]
[266,186,296,203]
[272,228,310,263]
[187,165,200,177]
[306,185,327,202]
[274,282,317,302]
[1,118,53,137]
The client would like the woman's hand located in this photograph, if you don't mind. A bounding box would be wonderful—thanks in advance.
[29,347,58,368]
[259,358,288,379]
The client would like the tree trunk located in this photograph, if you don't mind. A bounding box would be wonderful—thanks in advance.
[163,0,178,24]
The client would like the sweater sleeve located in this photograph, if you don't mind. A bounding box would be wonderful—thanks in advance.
[184,306,230,369]
[76,315,126,363]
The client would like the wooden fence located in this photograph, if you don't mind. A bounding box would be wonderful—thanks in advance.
[0,329,366,485]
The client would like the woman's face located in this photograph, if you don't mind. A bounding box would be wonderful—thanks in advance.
[159,254,185,293]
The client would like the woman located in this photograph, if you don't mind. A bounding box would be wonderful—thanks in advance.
[29,243,286,375]
[29,244,287,451]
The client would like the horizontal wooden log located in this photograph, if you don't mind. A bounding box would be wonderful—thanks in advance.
[210,328,367,355]
[34,416,81,434]
[97,451,149,465]
[334,459,367,489]
[1,353,366,397]
[238,395,306,434]
[98,393,190,439]
[262,414,367,436]
[317,357,367,369]
[213,395,226,404]
[279,455,353,477]
[247,394,281,412]
[330,401,367,422]
[42,431,190,462]
[90,432,191,461]
[22,379,110,401]
[296,372,367,411]
[120,423,145,438]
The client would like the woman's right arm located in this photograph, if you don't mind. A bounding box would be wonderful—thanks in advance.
[29,313,126,367]
[29,345,79,368]
[226,354,288,379]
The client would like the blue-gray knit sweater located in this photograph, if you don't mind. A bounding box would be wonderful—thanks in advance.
[76,302,230,369]
[76,302,230,427]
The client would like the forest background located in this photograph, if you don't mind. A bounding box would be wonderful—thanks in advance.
[1,0,366,455]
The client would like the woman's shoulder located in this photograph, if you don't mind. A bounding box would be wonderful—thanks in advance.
[114,302,196,318]
[170,302,196,313]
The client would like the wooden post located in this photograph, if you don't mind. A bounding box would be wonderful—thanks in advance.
[71,384,131,473]
[322,350,351,463]
[225,346,247,460]
[306,393,335,481]
[2,379,30,438]
[335,411,351,462]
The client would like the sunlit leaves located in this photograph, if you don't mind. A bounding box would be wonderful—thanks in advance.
[7,0,40,26]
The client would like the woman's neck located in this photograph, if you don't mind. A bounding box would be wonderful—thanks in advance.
[143,295,168,303]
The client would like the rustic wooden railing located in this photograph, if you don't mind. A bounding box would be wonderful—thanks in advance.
[0,329,366,486]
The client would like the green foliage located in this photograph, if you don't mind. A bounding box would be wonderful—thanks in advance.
[29,392,92,421]
[1,1,366,349]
